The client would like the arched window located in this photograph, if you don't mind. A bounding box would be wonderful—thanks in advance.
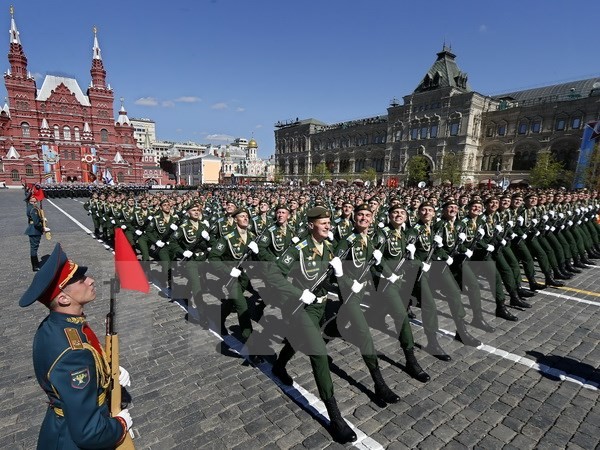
[11,169,20,181]
[21,122,30,138]
[63,126,71,141]
[100,129,109,143]
[74,126,80,141]
[25,164,34,176]
[53,125,60,140]
[571,116,582,129]
[518,120,528,135]
[513,150,537,170]
[117,172,125,183]
[448,113,462,136]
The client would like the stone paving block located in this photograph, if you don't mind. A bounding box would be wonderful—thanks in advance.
[473,435,504,450]
[398,428,424,448]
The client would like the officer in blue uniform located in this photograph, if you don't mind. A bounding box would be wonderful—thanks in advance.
[19,243,133,449]
[24,191,44,271]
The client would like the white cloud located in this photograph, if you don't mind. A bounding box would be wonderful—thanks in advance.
[479,24,488,33]
[161,100,175,108]
[31,72,43,81]
[211,102,228,110]
[255,124,263,129]
[236,107,245,112]
[134,97,158,106]
[206,133,234,142]
[175,96,201,103]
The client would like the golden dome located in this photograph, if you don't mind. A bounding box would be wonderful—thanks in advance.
[247,138,258,148]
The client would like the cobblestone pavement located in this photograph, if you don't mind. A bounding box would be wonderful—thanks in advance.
[1,189,599,449]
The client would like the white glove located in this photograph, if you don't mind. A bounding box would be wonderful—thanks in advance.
[44,227,51,232]
[477,228,485,238]
[550,211,556,218]
[521,234,527,240]
[183,250,193,259]
[507,220,514,227]
[544,225,550,231]
[486,244,495,252]
[170,223,178,231]
[543,215,549,221]
[120,225,127,229]
[501,239,507,246]
[559,213,565,219]
[201,230,210,241]
[300,289,316,305]
[230,267,242,278]
[584,218,588,222]
[532,218,538,225]
[329,257,343,277]
[327,231,334,241]
[373,249,383,265]
[458,232,466,242]
[433,235,443,247]
[446,256,454,266]
[116,408,132,430]
[577,220,582,225]
[387,273,400,284]
[568,220,573,226]
[550,226,556,232]
[248,241,259,254]
[567,210,573,216]
[135,229,143,236]
[511,233,518,239]
[421,262,431,272]
[465,249,473,258]
[495,225,503,233]
[118,366,131,387]
[576,208,581,214]
[517,216,524,226]
[155,240,165,248]
[203,219,210,227]
[406,243,416,259]
[535,231,540,236]
[351,279,365,294]
[111,219,116,225]
[147,215,154,221]
[291,236,300,244]
[560,225,565,230]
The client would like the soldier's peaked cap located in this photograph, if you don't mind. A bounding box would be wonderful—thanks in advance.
[307,206,330,220]
[354,203,371,213]
[232,207,249,217]
[19,243,87,308]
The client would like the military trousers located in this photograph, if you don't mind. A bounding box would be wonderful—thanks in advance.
[544,232,566,265]
[28,234,41,257]
[222,270,254,341]
[525,236,552,275]
[492,247,518,295]
[509,240,537,283]
[277,301,334,401]
[537,235,559,268]
[450,258,487,319]
[555,231,572,260]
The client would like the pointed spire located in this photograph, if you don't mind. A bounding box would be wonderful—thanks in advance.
[6,145,20,159]
[9,5,20,44]
[39,118,51,139]
[82,122,93,141]
[2,98,10,117]
[89,26,106,89]
[116,97,131,126]
[113,151,126,164]
[92,26,102,60]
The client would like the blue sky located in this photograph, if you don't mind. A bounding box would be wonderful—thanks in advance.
[3,0,598,158]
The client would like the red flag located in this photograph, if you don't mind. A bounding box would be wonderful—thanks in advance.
[114,228,149,293]
[28,183,46,201]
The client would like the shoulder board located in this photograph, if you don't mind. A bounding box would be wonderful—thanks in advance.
[295,240,308,250]
[334,217,342,224]
[268,225,277,232]
[217,217,225,223]
[251,216,259,221]
[225,232,235,240]
[64,328,84,350]
[347,233,358,243]
[414,223,423,231]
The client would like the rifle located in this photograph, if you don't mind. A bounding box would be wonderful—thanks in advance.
[37,201,51,240]
[104,278,135,450]
[291,233,358,315]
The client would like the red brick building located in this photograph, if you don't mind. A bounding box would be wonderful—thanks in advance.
[0,7,148,186]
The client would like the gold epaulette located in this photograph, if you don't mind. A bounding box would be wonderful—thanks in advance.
[64,328,84,350]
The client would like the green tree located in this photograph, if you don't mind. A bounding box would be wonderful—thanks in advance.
[435,152,464,186]
[406,155,429,186]
[529,153,564,188]
[584,144,600,190]
[273,166,284,184]
[362,167,377,183]
[312,162,329,181]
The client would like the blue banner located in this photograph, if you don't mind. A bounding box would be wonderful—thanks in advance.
[573,122,598,189]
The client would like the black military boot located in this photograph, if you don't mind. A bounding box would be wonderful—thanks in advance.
[564,260,581,274]
[323,397,357,444]
[470,310,495,332]
[545,273,565,287]
[424,334,451,361]
[581,254,597,265]
[573,255,588,269]
[517,287,535,298]
[272,359,293,386]
[496,305,518,321]
[552,268,568,280]
[558,263,574,278]
[403,349,430,383]
[369,366,400,404]
[30,255,40,272]
[454,320,481,347]
[529,279,546,291]
[510,291,531,309]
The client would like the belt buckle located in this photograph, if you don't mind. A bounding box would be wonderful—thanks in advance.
[315,295,327,304]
